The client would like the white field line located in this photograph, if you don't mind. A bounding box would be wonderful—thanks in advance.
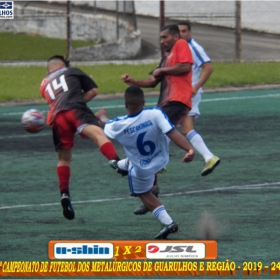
[1,92,279,140]
[0,93,280,140]
[2,93,280,117]
[0,182,279,211]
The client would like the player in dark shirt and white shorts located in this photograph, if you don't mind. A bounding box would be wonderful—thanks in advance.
[40,55,121,220]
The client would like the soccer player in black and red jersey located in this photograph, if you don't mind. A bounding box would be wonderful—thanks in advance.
[40,55,121,220]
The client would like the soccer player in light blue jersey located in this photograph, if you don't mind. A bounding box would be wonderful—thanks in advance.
[102,86,195,239]
[178,21,220,176]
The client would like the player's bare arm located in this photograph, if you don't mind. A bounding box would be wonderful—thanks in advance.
[82,88,98,103]
[122,74,159,88]
[121,74,136,86]
[94,108,109,126]
[94,108,108,127]
[156,62,191,77]
[192,62,213,95]
[94,108,107,120]
[167,129,195,162]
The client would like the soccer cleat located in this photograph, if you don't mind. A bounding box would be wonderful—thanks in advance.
[158,167,167,174]
[61,193,75,220]
[155,222,179,239]
[201,156,221,176]
[109,160,128,176]
[133,184,160,215]
[133,204,149,215]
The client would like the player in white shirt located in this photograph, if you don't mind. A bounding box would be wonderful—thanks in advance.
[103,86,194,239]
[178,21,220,176]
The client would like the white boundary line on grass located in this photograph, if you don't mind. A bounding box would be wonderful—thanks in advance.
[2,92,280,117]
[0,93,280,140]
[1,92,279,140]
[0,182,279,210]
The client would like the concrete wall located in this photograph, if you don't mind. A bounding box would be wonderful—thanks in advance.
[0,5,141,61]
[55,0,280,35]
[134,1,280,35]
[65,1,135,13]
[71,30,141,61]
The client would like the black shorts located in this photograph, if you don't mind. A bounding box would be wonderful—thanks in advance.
[159,101,190,126]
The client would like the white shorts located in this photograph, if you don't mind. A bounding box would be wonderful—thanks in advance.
[128,165,155,195]
[188,88,203,119]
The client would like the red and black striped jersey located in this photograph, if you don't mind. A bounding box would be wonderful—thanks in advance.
[39,67,97,124]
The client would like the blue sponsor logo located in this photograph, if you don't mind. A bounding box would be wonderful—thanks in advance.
[56,245,110,255]
[0,1,13,18]
[53,243,113,259]
[0,2,13,9]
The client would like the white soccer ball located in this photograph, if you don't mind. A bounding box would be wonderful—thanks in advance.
[21,109,45,133]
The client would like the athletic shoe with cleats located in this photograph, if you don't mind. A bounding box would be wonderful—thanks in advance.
[61,193,75,220]
[155,222,178,239]
[133,184,160,215]
[201,156,221,176]
[133,204,149,215]
[109,160,128,176]
[158,167,167,174]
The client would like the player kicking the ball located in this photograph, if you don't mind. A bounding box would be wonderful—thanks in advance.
[102,86,194,239]
[39,55,121,220]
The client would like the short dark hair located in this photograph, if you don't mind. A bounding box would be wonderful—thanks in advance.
[160,24,180,36]
[125,86,144,100]
[47,55,70,67]
[177,21,192,30]
[124,86,145,108]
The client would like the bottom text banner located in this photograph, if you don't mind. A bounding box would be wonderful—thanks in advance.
[0,260,278,277]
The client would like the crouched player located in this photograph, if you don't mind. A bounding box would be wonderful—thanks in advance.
[102,86,195,239]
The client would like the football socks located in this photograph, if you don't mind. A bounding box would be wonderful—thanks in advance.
[187,130,214,162]
[57,166,70,194]
[100,142,120,161]
[153,205,173,225]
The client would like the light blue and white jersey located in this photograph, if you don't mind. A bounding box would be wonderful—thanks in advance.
[188,38,211,87]
[104,107,174,178]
